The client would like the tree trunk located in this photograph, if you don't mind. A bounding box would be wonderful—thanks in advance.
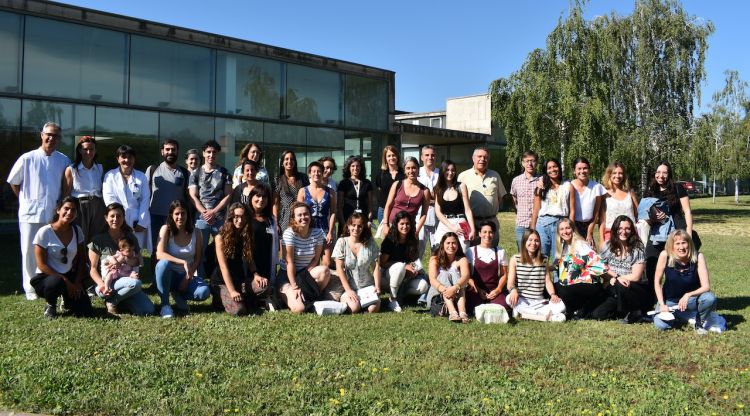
[712,177,716,204]
[735,176,740,204]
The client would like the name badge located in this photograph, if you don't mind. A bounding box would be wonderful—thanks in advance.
[354,209,362,214]
[266,226,275,235]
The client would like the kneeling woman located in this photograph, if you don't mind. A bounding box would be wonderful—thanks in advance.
[506,229,565,322]
[32,197,93,318]
[213,203,270,316]
[333,213,381,313]
[591,215,649,322]
[465,220,509,312]
[553,218,607,319]
[278,202,331,313]
[154,200,211,318]
[378,211,430,312]
[653,229,717,331]
[427,232,472,323]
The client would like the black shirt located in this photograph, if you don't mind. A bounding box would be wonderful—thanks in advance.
[380,236,417,264]
[251,218,273,279]
[648,184,688,230]
[374,169,405,209]
[338,178,373,221]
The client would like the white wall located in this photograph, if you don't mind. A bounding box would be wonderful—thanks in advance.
[446,94,491,134]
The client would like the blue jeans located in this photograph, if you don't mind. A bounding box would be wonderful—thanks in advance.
[653,292,717,330]
[99,277,155,316]
[536,215,563,259]
[150,214,167,252]
[195,217,224,275]
[154,259,211,310]
[515,226,527,251]
[377,207,385,223]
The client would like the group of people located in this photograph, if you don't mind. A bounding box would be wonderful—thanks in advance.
[7,122,721,332]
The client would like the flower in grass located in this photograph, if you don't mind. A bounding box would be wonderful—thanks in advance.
[234,409,239,413]
[223,409,230,413]
[329,398,341,406]
[383,367,390,373]
[194,371,203,379]
[483,397,491,403]
[576,388,584,393]
[339,388,346,397]
[723,395,729,400]
[358,360,366,367]
[372,367,378,373]
[737,403,745,409]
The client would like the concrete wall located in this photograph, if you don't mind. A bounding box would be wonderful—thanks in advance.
[446,94,491,134]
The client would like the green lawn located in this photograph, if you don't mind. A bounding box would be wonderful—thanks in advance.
[1,196,748,415]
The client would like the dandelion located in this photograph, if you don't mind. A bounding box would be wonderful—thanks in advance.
[383,367,390,372]
[328,398,340,406]
[576,388,584,393]
[223,409,230,414]
[591,372,598,378]
[372,367,378,373]
[340,388,346,397]
[723,394,729,400]
[737,403,745,409]
[234,409,239,413]
[96,367,102,372]
[194,372,203,379]
[484,398,491,403]
[358,360,366,367]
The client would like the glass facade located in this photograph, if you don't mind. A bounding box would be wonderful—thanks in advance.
[0,7,392,221]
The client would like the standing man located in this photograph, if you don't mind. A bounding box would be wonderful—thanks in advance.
[7,122,71,300]
[145,138,190,253]
[457,147,507,248]
[417,145,439,255]
[510,150,540,249]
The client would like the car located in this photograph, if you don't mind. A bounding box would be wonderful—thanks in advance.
[676,181,697,195]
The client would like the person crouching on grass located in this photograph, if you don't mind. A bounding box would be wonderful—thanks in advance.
[427,232,472,323]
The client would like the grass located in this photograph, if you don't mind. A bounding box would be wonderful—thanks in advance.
[0,196,749,415]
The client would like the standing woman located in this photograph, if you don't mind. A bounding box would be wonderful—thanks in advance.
[213,203,269,316]
[232,143,269,187]
[374,145,404,223]
[599,162,638,243]
[553,218,607,319]
[427,233,472,323]
[62,136,106,244]
[278,202,331,314]
[568,157,606,249]
[102,145,151,252]
[653,230,717,331]
[229,159,259,208]
[154,200,211,318]
[89,203,155,316]
[319,156,338,191]
[247,183,279,292]
[382,157,431,237]
[273,150,309,235]
[506,229,565,322]
[644,161,695,292]
[337,155,374,230]
[32,197,92,318]
[185,149,201,175]
[378,211,430,312]
[333,213,381,313]
[465,220,509,312]
[433,159,475,252]
[298,161,336,266]
[530,158,574,258]
[591,215,648,322]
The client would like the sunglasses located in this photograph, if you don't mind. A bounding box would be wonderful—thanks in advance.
[61,247,68,264]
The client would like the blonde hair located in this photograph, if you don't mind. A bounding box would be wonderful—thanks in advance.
[665,229,698,267]
[555,218,587,260]
[380,145,401,170]
[601,161,630,191]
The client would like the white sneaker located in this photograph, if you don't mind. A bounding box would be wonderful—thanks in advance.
[25,292,39,301]
[388,300,402,313]
[550,313,567,322]
[160,305,174,319]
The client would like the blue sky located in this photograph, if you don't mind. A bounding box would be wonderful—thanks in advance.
[61,0,749,114]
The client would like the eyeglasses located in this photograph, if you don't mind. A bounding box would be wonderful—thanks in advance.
[61,247,68,264]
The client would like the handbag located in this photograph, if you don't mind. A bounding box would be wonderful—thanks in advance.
[429,294,447,317]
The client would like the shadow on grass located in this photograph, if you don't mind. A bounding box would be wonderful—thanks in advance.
[719,296,750,312]
[723,314,745,330]
[692,208,750,224]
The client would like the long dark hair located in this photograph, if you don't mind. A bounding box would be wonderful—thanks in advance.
[342,155,366,179]
[536,158,562,200]
[341,212,372,244]
[520,228,543,265]
[386,211,418,261]
[73,136,98,169]
[276,150,306,195]
[608,215,643,256]
[219,202,253,260]
[247,182,273,219]
[104,203,132,234]
[433,159,458,206]
[166,200,194,236]
[647,160,677,207]
[433,232,465,269]
[51,196,78,224]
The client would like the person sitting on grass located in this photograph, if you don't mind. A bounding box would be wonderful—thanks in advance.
[333,213,381,314]
[465,220,509,313]
[31,196,93,319]
[426,232,472,323]
[154,200,211,318]
[278,202,331,314]
[102,234,142,293]
[506,229,565,322]
[378,211,430,312]
[653,229,718,332]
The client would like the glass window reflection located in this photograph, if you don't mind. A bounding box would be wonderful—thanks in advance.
[0,11,22,94]
[216,52,281,119]
[159,112,215,166]
[345,75,388,131]
[286,65,341,125]
[21,100,94,160]
[95,107,159,171]
[215,117,263,170]
[0,97,21,218]
[23,17,127,103]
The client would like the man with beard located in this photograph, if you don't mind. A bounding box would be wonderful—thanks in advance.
[146,138,190,253]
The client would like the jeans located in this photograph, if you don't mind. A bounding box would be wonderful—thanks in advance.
[653,292,717,330]
[377,207,385,223]
[536,215,562,259]
[31,272,93,316]
[150,214,167,252]
[515,226,527,251]
[99,277,155,316]
[154,259,211,310]
[195,217,224,276]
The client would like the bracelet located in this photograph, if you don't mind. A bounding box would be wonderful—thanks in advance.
[508,287,517,293]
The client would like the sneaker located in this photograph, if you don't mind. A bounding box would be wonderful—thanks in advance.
[160,304,174,319]
[86,285,97,298]
[43,304,57,319]
[550,313,567,322]
[26,292,39,301]
[388,299,402,313]
[693,321,707,335]
[106,302,120,315]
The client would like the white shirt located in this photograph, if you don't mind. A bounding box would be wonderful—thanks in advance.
[33,224,82,274]
[102,168,151,230]
[466,246,508,272]
[7,148,71,223]
[573,180,607,222]
[418,166,439,227]
[539,182,572,217]
[70,163,103,198]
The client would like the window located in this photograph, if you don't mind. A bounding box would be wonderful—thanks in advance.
[130,36,214,112]
[215,117,263,169]
[286,64,341,125]
[216,52,281,119]
[23,17,128,103]
[430,117,443,128]
[0,11,22,94]
[263,122,306,180]
[344,75,388,131]
[0,97,21,218]
[95,107,159,171]
[159,113,215,166]
[21,100,94,159]
[306,127,345,183]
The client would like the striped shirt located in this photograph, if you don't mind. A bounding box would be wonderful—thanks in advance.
[514,254,547,300]
[282,227,325,270]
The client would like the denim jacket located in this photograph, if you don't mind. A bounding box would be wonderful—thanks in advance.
[638,197,673,243]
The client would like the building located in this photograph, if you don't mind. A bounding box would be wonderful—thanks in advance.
[0,0,395,223]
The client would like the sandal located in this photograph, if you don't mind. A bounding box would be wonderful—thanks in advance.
[448,311,461,322]
[459,312,470,324]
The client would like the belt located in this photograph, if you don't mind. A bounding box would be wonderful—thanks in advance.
[474,215,496,221]
[77,195,102,202]
[445,214,466,219]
